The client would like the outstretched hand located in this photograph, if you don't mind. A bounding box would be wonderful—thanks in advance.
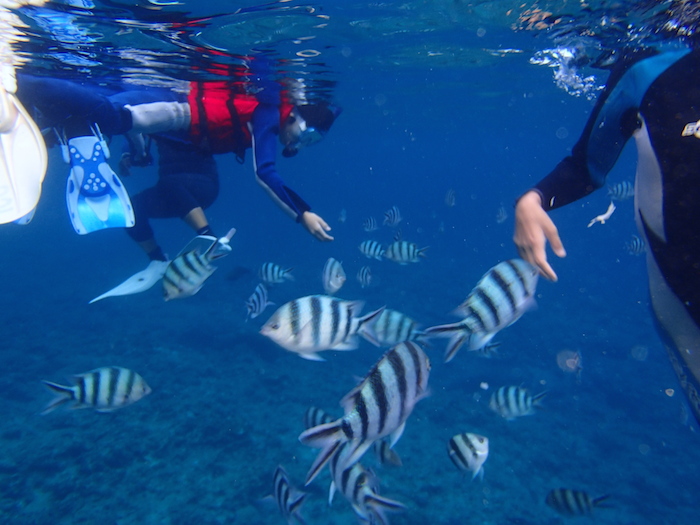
[301,211,334,242]
[513,190,566,281]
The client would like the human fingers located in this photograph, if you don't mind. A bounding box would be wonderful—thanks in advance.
[543,220,566,258]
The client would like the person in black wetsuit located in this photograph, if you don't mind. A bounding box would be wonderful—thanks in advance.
[17,72,340,261]
[513,47,700,424]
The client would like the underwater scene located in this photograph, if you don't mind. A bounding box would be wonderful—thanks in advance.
[1,1,699,524]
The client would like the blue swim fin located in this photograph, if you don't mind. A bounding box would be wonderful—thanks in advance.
[63,126,135,235]
[0,87,48,225]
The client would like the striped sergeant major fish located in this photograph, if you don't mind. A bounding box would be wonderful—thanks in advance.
[323,257,346,295]
[245,283,274,321]
[607,180,634,200]
[270,465,307,525]
[359,240,385,260]
[41,366,151,414]
[383,205,402,227]
[625,234,646,255]
[384,241,428,265]
[489,385,546,420]
[162,229,236,301]
[357,265,372,288]
[259,262,294,284]
[260,295,384,361]
[299,341,430,485]
[545,488,611,517]
[304,407,402,467]
[447,432,489,480]
[363,216,378,232]
[374,308,426,347]
[425,259,538,362]
[328,444,405,525]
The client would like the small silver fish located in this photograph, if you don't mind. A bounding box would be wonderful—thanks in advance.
[489,385,546,420]
[271,465,307,525]
[447,432,489,480]
[322,257,346,295]
[259,262,294,284]
[362,217,378,232]
[359,240,385,260]
[246,283,274,321]
[383,205,402,227]
[384,241,428,264]
[260,295,383,361]
[162,229,236,301]
[357,265,372,288]
[374,308,426,347]
[607,180,634,200]
[328,444,405,524]
[42,366,151,414]
[625,234,646,255]
[546,488,611,517]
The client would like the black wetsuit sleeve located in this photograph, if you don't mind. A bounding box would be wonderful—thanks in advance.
[529,49,686,212]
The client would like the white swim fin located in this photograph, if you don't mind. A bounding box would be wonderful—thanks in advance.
[0,86,48,225]
[89,259,169,304]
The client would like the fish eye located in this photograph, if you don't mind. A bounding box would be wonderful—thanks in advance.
[478,437,484,443]
[271,323,280,330]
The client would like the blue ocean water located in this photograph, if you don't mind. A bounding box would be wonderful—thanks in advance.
[1,1,698,524]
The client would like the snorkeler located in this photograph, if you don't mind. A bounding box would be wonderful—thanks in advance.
[513,47,700,425]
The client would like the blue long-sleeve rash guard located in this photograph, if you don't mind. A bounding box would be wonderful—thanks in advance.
[250,103,311,221]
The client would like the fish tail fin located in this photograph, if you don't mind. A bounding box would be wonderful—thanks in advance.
[284,267,295,281]
[288,491,308,524]
[357,306,385,347]
[533,391,547,408]
[299,421,344,485]
[424,321,471,362]
[365,493,406,525]
[41,381,75,414]
[418,246,429,258]
[593,494,612,509]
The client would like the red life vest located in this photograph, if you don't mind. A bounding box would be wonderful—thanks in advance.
[188,81,294,159]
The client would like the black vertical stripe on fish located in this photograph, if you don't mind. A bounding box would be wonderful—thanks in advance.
[388,347,408,423]
[76,375,86,403]
[343,304,353,341]
[290,299,300,340]
[342,419,354,439]
[406,342,423,400]
[107,367,119,407]
[491,267,518,314]
[356,390,370,439]
[475,288,500,328]
[163,273,183,293]
[341,466,352,497]
[505,259,529,297]
[353,470,366,501]
[311,296,322,347]
[371,369,389,435]
[169,258,188,282]
[330,298,340,344]
[182,253,201,279]
[466,305,487,333]
[91,370,101,406]
[448,436,469,469]
[124,368,135,402]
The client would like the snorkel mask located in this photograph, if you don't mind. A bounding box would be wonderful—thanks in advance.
[282,103,341,157]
